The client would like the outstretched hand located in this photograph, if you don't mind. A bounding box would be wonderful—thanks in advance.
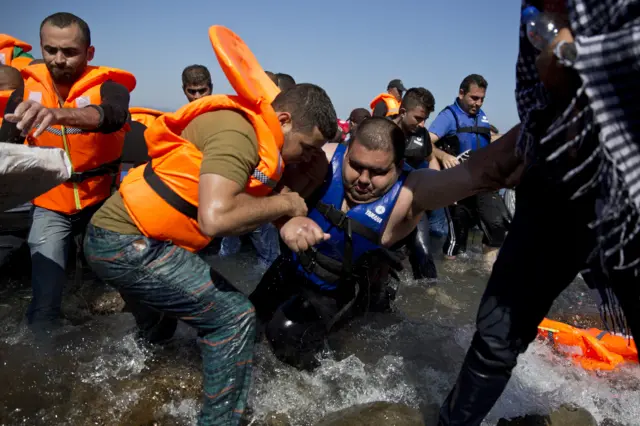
[4,100,57,138]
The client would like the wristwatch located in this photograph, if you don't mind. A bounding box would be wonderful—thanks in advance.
[554,40,577,67]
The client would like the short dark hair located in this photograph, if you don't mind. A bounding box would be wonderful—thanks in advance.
[182,65,212,88]
[40,13,91,48]
[460,74,488,94]
[0,65,23,91]
[272,83,337,141]
[275,73,296,91]
[401,87,435,113]
[353,117,406,165]
[265,71,278,85]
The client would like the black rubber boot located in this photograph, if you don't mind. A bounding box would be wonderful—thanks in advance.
[438,346,512,426]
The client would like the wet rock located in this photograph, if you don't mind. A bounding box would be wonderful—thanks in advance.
[90,291,126,315]
[497,405,597,426]
[314,401,424,426]
[600,419,626,426]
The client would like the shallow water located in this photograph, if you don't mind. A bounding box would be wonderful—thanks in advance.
[0,236,637,425]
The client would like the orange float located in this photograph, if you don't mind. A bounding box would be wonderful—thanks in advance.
[537,318,637,371]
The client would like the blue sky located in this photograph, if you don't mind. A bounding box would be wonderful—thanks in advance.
[2,0,521,132]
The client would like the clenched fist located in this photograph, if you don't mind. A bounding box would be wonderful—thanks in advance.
[280,216,330,252]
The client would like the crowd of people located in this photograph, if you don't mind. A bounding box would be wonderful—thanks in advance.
[2,0,640,425]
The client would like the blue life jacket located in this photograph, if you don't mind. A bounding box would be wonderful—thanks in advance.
[293,144,408,291]
[437,101,491,155]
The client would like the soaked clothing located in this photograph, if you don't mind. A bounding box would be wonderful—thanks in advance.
[394,125,437,279]
[443,191,510,257]
[91,110,260,235]
[84,225,255,425]
[438,165,640,426]
[26,79,131,328]
[250,251,397,370]
[86,110,262,425]
[27,203,102,326]
[439,2,640,423]
[219,223,280,268]
[250,144,405,369]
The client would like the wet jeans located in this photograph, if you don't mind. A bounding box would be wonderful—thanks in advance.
[26,204,100,326]
[219,223,280,268]
[428,208,449,238]
[84,225,256,426]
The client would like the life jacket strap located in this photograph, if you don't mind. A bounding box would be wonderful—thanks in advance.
[314,201,380,244]
[143,162,198,220]
[67,158,122,183]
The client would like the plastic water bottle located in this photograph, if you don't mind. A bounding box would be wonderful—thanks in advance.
[521,6,559,51]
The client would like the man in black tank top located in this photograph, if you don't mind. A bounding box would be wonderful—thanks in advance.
[389,88,439,279]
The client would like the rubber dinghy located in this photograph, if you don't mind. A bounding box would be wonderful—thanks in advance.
[538,318,638,371]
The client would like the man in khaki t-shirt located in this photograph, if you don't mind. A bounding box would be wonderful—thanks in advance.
[84,83,338,425]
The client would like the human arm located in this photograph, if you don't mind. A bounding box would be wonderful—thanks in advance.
[4,80,130,137]
[410,123,523,214]
[428,110,460,169]
[180,109,306,237]
[198,175,307,237]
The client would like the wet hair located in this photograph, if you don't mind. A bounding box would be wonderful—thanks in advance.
[353,117,406,165]
[275,73,296,91]
[265,71,278,85]
[40,12,91,48]
[182,65,212,88]
[272,83,337,140]
[489,124,500,134]
[0,65,23,91]
[460,74,488,94]
[401,87,435,114]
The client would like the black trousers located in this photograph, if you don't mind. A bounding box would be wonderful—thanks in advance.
[438,166,640,425]
[249,255,394,370]
[443,191,510,257]
[403,214,438,279]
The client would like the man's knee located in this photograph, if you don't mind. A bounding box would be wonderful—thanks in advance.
[470,331,520,373]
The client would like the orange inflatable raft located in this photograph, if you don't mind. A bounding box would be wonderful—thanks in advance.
[537,318,638,371]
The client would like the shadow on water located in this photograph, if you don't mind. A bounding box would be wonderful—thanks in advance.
[0,234,638,425]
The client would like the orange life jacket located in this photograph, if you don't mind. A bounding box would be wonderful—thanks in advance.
[538,318,638,371]
[130,107,165,128]
[370,93,401,117]
[120,25,283,253]
[0,34,32,71]
[23,64,136,214]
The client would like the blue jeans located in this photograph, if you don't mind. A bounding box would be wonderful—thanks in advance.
[428,208,449,238]
[84,225,256,426]
[219,223,280,267]
[27,204,99,326]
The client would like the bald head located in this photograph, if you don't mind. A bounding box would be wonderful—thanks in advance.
[0,66,23,91]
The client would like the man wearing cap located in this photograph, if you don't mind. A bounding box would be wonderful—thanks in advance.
[344,108,371,143]
[370,79,406,117]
